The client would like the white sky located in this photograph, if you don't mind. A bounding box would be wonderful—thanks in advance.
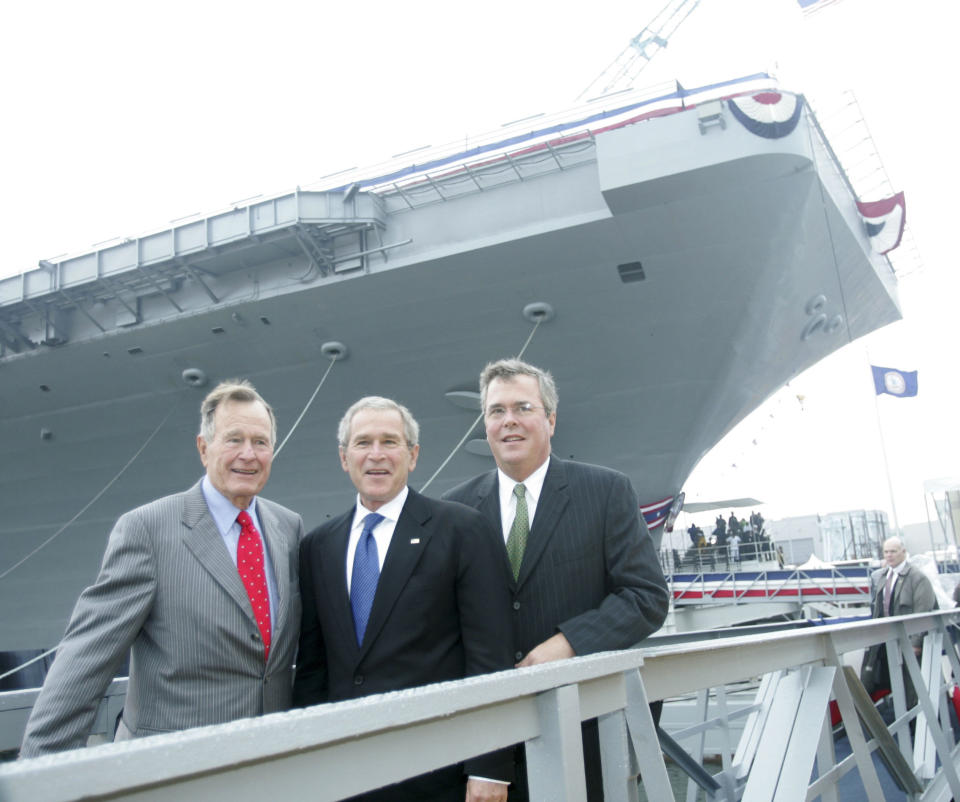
[3,0,956,532]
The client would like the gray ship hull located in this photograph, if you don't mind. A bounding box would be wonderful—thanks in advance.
[0,81,900,650]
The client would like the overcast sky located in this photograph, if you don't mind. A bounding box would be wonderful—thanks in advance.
[3,0,955,537]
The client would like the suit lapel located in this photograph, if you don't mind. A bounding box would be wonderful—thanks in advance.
[519,458,570,587]
[892,566,908,612]
[180,483,254,623]
[320,511,360,654]
[473,472,514,585]
[257,502,289,656]
[359,490,432,655]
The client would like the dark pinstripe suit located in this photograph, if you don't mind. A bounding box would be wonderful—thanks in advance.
[444,457,669,798]
[20,481,303,757]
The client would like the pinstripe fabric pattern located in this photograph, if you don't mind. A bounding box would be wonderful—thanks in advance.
[443,458,669,659]
[445,458,669,798]
[20,481,303,757]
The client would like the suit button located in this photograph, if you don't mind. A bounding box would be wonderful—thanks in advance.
[251,633,261,641]
[512,601,521,611]
[354,675,364,686]
[515,651,524,661]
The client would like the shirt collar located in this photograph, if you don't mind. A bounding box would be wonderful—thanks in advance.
[497,456,550,502]
[201,475,259,535]
[352,485,409,528]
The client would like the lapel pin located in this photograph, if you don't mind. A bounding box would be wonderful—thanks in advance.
[410,538,421,544]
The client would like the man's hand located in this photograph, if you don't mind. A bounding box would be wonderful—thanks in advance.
[466,778,508,802]
[516,632,575,667]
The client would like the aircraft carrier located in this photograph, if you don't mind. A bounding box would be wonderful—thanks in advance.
[0,74,902,651]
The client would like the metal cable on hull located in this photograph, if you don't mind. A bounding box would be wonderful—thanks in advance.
[420,313,547,494]
[0,396,184,583]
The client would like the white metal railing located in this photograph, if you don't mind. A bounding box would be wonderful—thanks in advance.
[670,565,871,607]
[2,611,960,801]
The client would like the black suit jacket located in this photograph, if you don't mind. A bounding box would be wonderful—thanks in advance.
[294,488,514,795]
[443,458,669,660]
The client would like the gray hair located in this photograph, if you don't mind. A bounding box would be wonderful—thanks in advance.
[337,396,420,448]
[479,358,558,416]
[199,379,277,445]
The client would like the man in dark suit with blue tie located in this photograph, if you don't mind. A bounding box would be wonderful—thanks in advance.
[443,358,670,800]
[294,397,513,802]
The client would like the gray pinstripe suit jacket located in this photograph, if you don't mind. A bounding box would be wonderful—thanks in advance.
[19,481,303,757]
[443,457,669,659]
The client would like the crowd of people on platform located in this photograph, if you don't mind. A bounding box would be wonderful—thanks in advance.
[682,510,777,568]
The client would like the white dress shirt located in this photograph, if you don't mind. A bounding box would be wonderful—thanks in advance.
[885,559,909,597]
[345,486,408,592]
[496,457,550,541]
[201,475,278,624]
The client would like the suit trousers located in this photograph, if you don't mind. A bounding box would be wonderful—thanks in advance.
[343,764,464,802]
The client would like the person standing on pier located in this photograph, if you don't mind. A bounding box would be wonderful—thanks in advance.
[20,380,303,757]
[860,536,937,707]
[294,396,513,802]
[444,358,670,800]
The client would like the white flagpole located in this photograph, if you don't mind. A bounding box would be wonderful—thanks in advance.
[871,373,902,535]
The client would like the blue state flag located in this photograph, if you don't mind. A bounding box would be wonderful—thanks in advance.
[871,365,918,398]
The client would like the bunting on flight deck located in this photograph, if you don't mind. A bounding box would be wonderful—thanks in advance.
[857,193,906,255]
[728,92,803,139]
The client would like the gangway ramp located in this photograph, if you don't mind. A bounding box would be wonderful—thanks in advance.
[671,566,871,606]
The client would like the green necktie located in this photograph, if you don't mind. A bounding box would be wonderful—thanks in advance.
[506,483,529,580]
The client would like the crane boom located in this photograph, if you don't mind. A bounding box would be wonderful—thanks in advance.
[576,0,703,101]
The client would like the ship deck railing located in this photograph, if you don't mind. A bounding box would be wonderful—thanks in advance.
[4,610,960,800]
[1,72,781,325]
[661,542,783,576]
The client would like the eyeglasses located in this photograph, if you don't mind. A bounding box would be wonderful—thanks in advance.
[484,402,546,420]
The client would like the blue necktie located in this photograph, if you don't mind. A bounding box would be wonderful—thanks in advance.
[350,512,385,645]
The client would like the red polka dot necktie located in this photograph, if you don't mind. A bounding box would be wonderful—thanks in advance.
[236,511,271,661]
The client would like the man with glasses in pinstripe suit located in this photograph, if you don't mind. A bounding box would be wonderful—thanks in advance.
[444,358,669,800]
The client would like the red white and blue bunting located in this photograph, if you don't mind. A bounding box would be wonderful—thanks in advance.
[641,495,676,531]
[857,192,906,255]
[728,91,803,138]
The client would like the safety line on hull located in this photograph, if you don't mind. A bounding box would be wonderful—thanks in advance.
[0,648,54,682]
[420,317,543,494]
[274,355,339,459]
[0,397,183,582]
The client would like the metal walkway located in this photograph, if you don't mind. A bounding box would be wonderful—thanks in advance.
[671,565,871,606]
[2,610,959,800]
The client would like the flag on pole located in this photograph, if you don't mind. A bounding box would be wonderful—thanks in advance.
[871,365,918,397]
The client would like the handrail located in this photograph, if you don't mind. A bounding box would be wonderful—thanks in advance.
[3,610,960,800]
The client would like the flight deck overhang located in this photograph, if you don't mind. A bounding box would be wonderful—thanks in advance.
[0,191,386,356]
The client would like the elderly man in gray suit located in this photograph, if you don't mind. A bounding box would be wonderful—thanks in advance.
[20,380,303,757]
[860,536,937,709]
[444,358,669,800]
